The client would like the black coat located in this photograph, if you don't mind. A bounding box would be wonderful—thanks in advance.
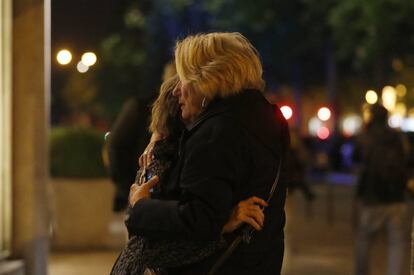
[126,90,289,275]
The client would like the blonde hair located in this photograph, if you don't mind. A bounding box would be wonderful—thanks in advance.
[175,32,265,99]
[149,75,181,137]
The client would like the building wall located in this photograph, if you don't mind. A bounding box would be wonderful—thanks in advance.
[10,0,50,274]
[0,0,13,261]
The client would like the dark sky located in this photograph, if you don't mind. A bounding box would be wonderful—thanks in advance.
[52,0,124,58]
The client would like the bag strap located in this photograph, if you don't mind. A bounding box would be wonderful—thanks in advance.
[207,159,282,275]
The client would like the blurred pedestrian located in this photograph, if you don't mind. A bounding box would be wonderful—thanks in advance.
[353,103,409,275]
[286,127,315,201]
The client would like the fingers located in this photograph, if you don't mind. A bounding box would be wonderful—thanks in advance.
[143,175,159,189]
[244,196,268,208]
[238,206,264,228]
[138,143,156,168]
[240,215,262,231]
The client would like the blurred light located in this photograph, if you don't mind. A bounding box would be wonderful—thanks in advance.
[81,52,97,66]
[56,49,72,65]
[401,118,414,132]
[388,114,403,128]
[308,117,323,136]
[382,86,396,111]
[77,61,89,73]
[104,132,111,141]
[317,127,330,140]
[396,84,407,97]
[408,108,414,118]
[362,103,371,123]
[365,90,378,104]
[394,103,407,117]
[280,105,293,120]
[342,115,363,136]
[317,107,331,121]
[392,58,404,72]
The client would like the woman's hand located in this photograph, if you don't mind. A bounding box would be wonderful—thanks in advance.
[139,132,163,168]
[222,196,268,233]
[128,176,159,207]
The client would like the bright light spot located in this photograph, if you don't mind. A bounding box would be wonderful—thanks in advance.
[104,132,111,141]
[317,127,330,140]
[280,105,293,120]
[365,90,378,104]
[308,117,323,136]
[401,118,414,132]
[396,84,407,97]
[77,61,89,73]
[388,114,403,128]
[81,52,97,66]
[362,103,371,123]
[56,49,72,65]
[317,107,331,121]
[394,103,407,117]
[342,115,363,136]
[382,86,396,111]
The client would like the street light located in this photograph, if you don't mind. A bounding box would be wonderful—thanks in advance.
[77,61,89,73]
[81,52,97,66]
[280,105,293,120]
[382,86,396,111]
[317,107,331,121]
[56,49,72,65]
[365,90,378,104]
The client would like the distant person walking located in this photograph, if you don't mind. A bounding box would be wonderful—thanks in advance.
[353,104,409,275]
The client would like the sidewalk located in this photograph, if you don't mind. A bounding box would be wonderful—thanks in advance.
[48,183,411,275]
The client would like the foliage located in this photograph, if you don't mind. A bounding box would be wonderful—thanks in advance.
[329,0,414,81]
[50,127,107,178]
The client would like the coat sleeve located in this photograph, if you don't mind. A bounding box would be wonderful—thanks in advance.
[126,121,248,240]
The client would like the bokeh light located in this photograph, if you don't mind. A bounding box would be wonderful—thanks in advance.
[317,127,330,140]
[56,49,72,65]
[308,117,323,136]
[394,103,407,117]
[76,61,89,73]
[280,105,293,120]
[382,86,397,111]
[317,107,331,121]
[395,84,407,97]
[388,114,403,128]
[81,52,97,66]
[342,115,363,136]
[365,90,378,104]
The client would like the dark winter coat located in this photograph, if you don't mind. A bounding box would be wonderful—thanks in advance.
[354,123,408,205]
[126,89,290,275]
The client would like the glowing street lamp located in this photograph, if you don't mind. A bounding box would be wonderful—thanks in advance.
[365,90,378,104]
[382,86,396,111]
[280,105,293,120]
[81,52,97,66]
[56,49,72,65]
[317,107,331,121]
[77,61,89,73]
[317,127,330,140]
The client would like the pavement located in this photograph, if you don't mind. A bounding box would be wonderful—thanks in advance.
[48,183,412,275]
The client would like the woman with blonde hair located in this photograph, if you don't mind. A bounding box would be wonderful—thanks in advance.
[128,33,289,275]
[111,74,268,275]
